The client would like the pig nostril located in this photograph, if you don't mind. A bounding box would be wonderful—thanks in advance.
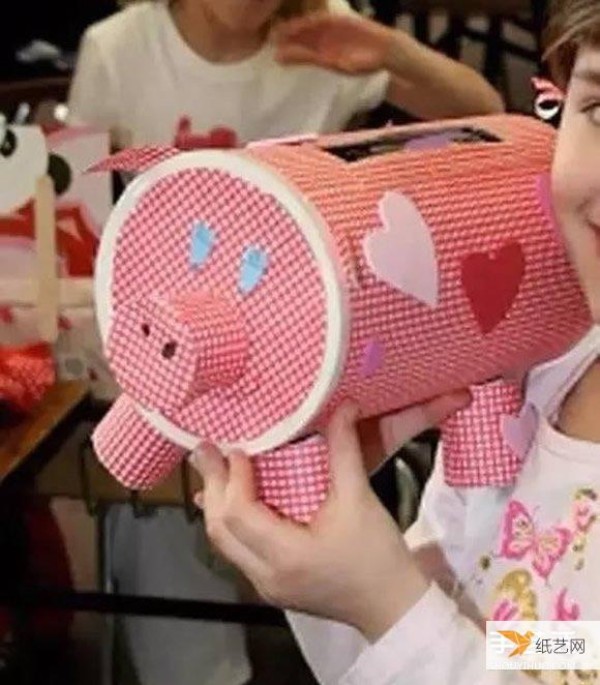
[141,323,150,337]
[162,341,177,359]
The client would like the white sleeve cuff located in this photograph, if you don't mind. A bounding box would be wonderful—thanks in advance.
[340,582,458,685]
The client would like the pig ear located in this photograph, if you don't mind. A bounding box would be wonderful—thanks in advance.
[87,145,180,174]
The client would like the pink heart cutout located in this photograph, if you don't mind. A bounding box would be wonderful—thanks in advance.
[364,191,439,307]
[501,403,538,460]
[535,173,562,242]
[360,340,384,378]
[461,242,525,335]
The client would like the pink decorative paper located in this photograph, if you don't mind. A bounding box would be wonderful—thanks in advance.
[254,437,330,522]
[88,146,179,173]
[365,191,439,307]
[107,293,248,412]
[501,402,538,463]
[361,340,384,378]
[93,394,186,489]
[442,379,526,487]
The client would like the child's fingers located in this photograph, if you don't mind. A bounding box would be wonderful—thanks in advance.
[225,451,258,502]
[192,448,271,579]
[191,442,228,485]
[326,401,369,495]
[203,507,270,581]
[224,452,306,559]
[275,12,330,39]
[379,390,472,454]
[356,415,386,475]
[275,44,320,65]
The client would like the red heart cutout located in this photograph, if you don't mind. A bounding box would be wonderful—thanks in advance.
[174,117,238,150]
[461,242,525,334]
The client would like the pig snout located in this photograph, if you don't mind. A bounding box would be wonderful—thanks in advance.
[107,292,248,413]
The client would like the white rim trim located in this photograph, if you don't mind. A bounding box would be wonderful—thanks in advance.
[95,150,349,453]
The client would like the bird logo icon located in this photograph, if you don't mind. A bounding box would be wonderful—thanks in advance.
[498,630,535,657]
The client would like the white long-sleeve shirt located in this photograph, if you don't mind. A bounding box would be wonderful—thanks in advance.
[288,326,600,685]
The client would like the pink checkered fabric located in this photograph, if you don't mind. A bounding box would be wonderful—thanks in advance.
[88,146,179,174]
[441,379,524,487]
[254,438,330,523]
[107,294,248,413]
[172,293,248,391]
[93,394,186,489]
[251,115,589,488]
[110,168,326,444]
[95,115,592,517]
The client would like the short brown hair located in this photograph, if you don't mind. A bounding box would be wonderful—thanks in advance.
[544,0,600,87]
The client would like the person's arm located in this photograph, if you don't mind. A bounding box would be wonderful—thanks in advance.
[286,450,535,685]
[274,13,504,120]
[382,28,505,119]
[288,580,538,685]
[191,393,533,685]
[337,583,537,685]
[285,442,468,685]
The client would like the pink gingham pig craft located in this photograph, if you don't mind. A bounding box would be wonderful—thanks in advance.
[91,115,590,522]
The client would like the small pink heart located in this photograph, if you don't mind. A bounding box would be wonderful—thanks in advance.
[535,173,561,241]
[360,340,384,378]
[364,191,439,307]
[59,315,73,331]
[501,403,538,460]
[0,306,14,324]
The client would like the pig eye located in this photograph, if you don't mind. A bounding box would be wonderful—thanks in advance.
[0,129,17,158]
[239,246,269,295]
[190,222,215,268]
[161,341,177,359]
[141,323,150,337]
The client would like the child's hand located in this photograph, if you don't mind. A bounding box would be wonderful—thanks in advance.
[192,391,470,642]
[273,12,394,75]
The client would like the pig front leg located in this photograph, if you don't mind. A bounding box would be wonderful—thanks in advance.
[440,378,529,488]
[253,437,330,524]
[92,394,186,490]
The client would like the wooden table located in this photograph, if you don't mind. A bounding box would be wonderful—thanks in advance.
[0,380,90,485]
[0,379,202,508]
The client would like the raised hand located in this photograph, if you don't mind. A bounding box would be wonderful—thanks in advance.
[274,12,394,75]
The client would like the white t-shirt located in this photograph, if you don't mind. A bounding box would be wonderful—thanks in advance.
[67,0,389,148]
[288,326,600,685]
